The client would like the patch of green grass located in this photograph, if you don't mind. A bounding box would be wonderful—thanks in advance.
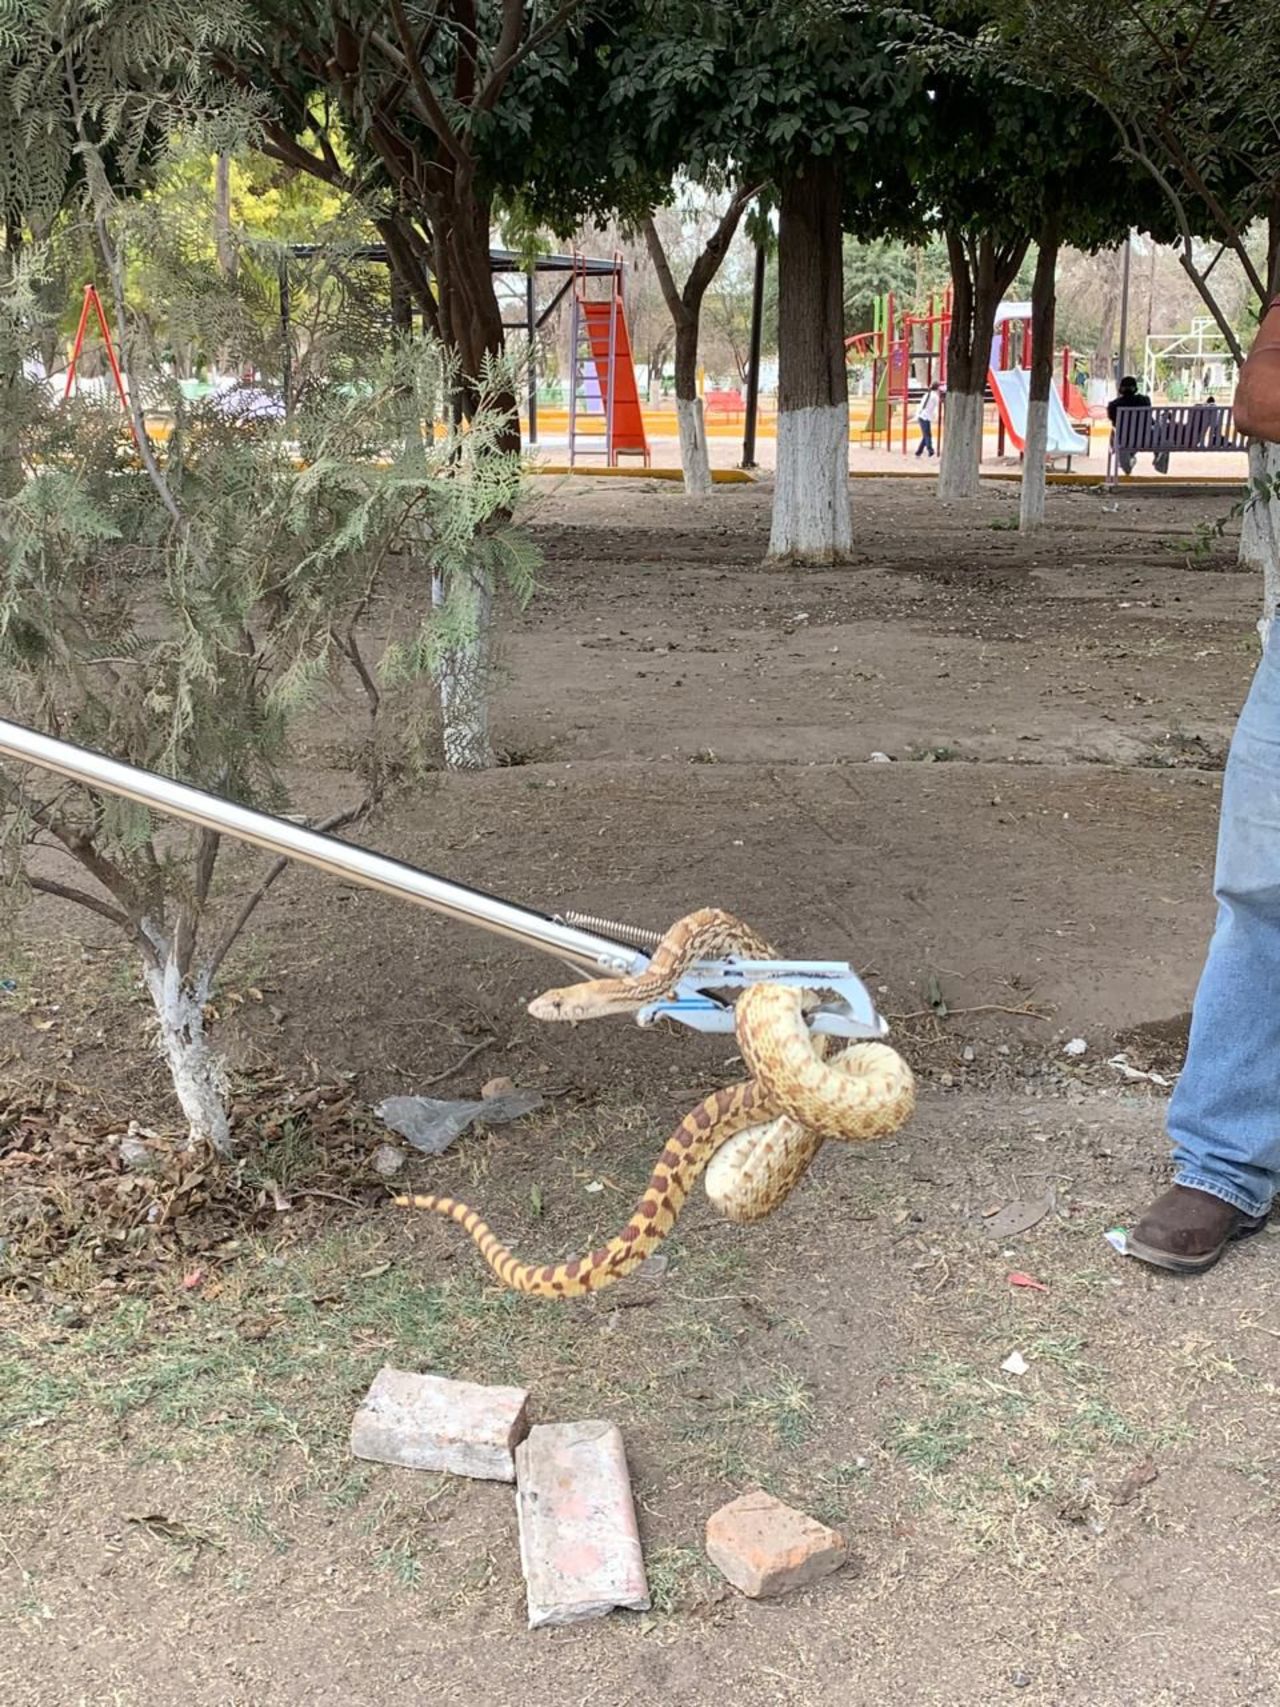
[738,1370,816,1448]
[646,1544,711,1615]
[375,1536,426,1591]
[884,1404,975,1473]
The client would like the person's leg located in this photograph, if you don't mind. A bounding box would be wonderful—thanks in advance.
[1129,635,1280,1269]
[915,426,925,458]
[1168,636,1280,1210]
[923,420,934,457]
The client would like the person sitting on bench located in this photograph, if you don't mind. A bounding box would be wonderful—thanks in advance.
[1107,376,1169,474]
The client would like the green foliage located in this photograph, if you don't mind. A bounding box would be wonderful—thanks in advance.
[492,1,929,236]
[1,0,256,231]
[996,0,1280,304]
[0,268,534,899]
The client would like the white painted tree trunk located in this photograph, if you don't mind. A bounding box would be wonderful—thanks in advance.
[676,397,713,497]
[1019,396,1049,532]
[143,948,231,1153]
[1240,440,1280,646]
[937,389,985,499]
[433,569,495,770]
[768,404,853,563]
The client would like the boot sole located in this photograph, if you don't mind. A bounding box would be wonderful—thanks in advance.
[1125,1213,1269,1275]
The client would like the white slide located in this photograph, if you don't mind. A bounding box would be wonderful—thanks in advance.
[987,365,1089,458]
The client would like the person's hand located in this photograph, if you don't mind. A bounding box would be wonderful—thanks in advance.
[1233,299,1280,443]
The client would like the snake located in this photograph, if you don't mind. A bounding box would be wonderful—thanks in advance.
[393,909,915,1297]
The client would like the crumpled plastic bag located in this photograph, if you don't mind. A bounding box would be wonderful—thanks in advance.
[375,1089,543,1156]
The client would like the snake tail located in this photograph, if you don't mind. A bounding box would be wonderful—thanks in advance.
[393,1083,769,1298]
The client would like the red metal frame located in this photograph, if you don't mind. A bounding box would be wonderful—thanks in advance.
[63,283,137,444]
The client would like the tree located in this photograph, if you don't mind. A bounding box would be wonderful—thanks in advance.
[644,182,758,495]
[884,6,1174,519]
[0,4,538,1148]
[569,188,758,492]
[1000,0,1280,615]
[218,1,588,452]
[2,309,530,1147]
[497,0,927,562]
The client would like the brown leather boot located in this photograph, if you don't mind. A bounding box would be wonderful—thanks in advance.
[1126,1185,1269,1274]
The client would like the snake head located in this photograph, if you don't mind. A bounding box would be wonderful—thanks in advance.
[528,980,643,1023]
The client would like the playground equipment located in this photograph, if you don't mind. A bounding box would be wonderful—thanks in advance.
[848,289,1092,464]
[567,253,649,468]
[988,304,1090,468]
[280,244,621,439]
[62,283,137,443]
[0,716,884,1042]
[1143,318,1238,403]
[846,290,951,450]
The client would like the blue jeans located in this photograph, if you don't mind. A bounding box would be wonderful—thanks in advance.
[915,420,934,456]
[1168,631,1280,1216]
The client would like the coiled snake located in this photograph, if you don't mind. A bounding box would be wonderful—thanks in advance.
[394,908,915,1296]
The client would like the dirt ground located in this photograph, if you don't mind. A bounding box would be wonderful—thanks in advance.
[4,476,1280,1706]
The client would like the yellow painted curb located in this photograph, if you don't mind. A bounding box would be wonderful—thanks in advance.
[529,464,755,484]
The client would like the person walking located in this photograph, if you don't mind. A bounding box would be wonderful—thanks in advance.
[1127,297,1280,1273]
[915,382,939,458]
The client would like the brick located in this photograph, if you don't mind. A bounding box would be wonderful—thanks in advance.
[705,1489,848,1598]
[515,1421,651,1628]
[350,1367,529,1481]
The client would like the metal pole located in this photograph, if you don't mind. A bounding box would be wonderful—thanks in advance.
[740,237,766,469]
[526,272,538,445]
[0,717,644,976]
[1116,235,1132,384]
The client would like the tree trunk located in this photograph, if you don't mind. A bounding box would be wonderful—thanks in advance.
[436,188,520,454]
[213,154,235,281]
[1,219,23,500]
[1020,224,1059,533]
[768,161,851,563]
[674,320,712,496]
[1240,441,1280,645]
[1090,246,1124,406]
[144,951,232,1154]
[645,193,755,499]
[938,230,1030,500]
[432,568,495,770]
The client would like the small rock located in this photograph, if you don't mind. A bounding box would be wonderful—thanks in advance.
[1001,1350,1029,1376]
[705,1489,848,1599]
[351,1367,530,1481]
[481,1075,516,1100]
[962,1046,975,1063]
[939,1071,955,1087]
[118,1135,153,1171]
[1063,1037,1088,1057]
[984,1196,1051,1239]
[371,1143,405,1178]
[869,751,893,763]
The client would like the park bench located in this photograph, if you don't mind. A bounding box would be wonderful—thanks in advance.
[1108,402,1247,479]
[704,387,745,422]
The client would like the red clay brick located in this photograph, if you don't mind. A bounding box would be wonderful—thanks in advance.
[705,1489,848,1598]
[350,1367,529,1481]
[515,1421,650,1628]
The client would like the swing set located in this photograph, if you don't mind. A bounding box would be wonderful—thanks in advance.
[62,282,138,445]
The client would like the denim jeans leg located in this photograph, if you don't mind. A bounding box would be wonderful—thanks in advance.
[1167,634,1280,1217]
